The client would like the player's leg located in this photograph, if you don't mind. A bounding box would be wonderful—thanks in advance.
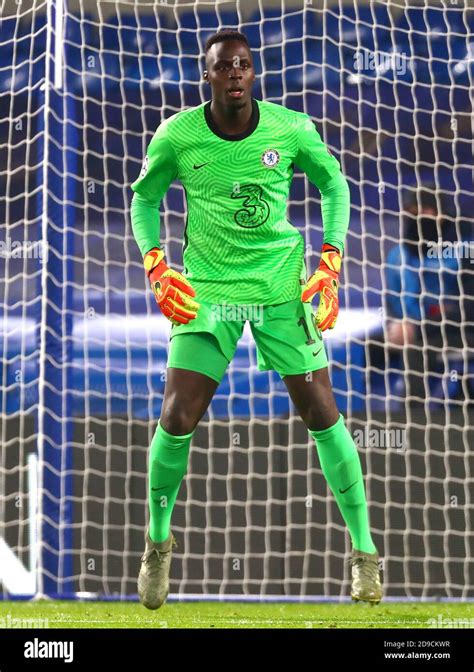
[283,367,375,548]
[139,331,230,610]
[250,299,382,603]
[148,361,222,546]
[283,367,382,603]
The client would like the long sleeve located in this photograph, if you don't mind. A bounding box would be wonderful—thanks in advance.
[319,172,351,253]
[130,193,161,257]
[294,116,350,252]
[130,119,178,257]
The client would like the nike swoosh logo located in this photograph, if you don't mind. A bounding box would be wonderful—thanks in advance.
[193,162,209,170]
[312,347,323,357]
[151,486,167,492]
[339,481,358,494]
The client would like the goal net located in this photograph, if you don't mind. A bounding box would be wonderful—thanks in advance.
[1,0,473,600]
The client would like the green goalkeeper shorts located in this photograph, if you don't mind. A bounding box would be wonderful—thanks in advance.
[167,298,328,384]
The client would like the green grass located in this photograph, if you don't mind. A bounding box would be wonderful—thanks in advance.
[2,600,474,629]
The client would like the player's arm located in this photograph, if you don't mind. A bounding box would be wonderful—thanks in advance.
[130,123,199,325]
[294,117,350,330]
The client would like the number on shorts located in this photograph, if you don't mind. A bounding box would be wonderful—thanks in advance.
[297,316,316,345]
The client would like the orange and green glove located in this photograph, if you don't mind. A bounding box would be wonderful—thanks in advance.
[144,247,200,325]
[301,243,342,331]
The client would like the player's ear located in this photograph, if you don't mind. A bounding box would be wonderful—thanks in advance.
[203,70,209,84]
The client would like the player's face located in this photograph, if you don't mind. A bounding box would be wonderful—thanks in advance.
[203,40,255,108]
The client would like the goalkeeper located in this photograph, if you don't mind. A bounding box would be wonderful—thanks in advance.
[130,29,382,609]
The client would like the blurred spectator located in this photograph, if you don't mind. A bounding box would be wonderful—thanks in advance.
[378,187,473,405]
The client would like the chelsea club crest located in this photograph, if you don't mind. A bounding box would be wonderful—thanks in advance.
[261,149,280,168]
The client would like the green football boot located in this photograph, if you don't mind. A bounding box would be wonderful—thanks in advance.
[138,528,176,610]
[350,549,383,604]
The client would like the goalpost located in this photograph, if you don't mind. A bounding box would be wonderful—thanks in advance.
[1,0,473,600]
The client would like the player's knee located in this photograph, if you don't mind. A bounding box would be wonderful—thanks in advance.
[160,405,197,436]
[302,383,339,430]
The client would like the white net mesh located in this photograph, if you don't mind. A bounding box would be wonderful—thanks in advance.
[1,0,473,599]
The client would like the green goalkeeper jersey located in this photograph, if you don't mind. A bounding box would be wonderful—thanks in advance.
[131,98,349,305]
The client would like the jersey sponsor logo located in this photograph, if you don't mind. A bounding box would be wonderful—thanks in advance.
[139,155,149,178]
[230,184,270,228]
[261,149,280,168]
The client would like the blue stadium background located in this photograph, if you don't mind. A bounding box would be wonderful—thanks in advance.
[1,3,473,421]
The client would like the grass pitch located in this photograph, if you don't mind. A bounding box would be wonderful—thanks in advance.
[2,600,474,629]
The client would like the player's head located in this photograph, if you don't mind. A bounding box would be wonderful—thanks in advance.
[203,29,255,108]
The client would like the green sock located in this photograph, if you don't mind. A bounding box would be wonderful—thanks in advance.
[310,414,377,554]
[148,421,194,543]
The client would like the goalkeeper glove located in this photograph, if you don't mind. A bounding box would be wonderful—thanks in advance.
[144,247,200,325]
[301,243,342,331]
